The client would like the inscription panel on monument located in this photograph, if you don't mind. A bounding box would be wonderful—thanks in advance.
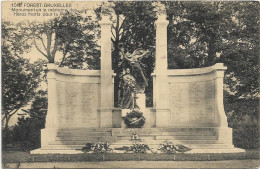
[170,83,190,124]
[56,81,66,126]
[56,80,100,127]
[65,82,79,124]
[81,83,99,127]
[189,81,205,122]
[204,80,215,122]
[170,79,216,125]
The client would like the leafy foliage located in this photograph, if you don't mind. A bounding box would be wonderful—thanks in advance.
[2,21,45,144]
[56,11,100,69]
[24,10,100,69]
[2,21,31,56]
[12,91,47,150]
[225,97,259,149]
[164,1,259,99]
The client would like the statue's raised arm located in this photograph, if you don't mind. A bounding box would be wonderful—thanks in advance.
[122,48,150,93]
[135,50,149,59]
[132,49,149,59]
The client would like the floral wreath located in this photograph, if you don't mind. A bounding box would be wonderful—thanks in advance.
[82,141,111,153]
[158,141,191,153]
[124,109,145,128]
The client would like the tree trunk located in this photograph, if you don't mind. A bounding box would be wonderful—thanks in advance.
[49,55,55,63]
[113,44,121,107]
[3,116,11,146]
[206,38,216,66]
[112,14,124,107]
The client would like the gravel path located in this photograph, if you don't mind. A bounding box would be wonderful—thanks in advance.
[4,160,260,168]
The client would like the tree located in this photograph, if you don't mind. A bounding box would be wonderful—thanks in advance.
[164,1,259,98]
[12,90,47,150]
[27,10,100,69]
[165,2,234,68]
[56,11,100,69]
[2,21,45,143]
[2,56,44,139]
[220,2,259,99]
[28,19,58,63]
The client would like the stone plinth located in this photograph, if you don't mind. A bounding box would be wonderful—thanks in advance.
[121,109,130,128]
[136,94,146,111]
[136,94,150,128]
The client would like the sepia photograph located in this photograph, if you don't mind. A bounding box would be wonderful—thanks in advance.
[1,1,259,168]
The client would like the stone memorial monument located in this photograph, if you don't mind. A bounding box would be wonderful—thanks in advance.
[31,6,244,154]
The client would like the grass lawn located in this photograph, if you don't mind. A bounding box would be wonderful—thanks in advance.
[2,149,259,163]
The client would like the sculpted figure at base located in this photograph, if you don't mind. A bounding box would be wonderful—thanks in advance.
[119,68,138,109]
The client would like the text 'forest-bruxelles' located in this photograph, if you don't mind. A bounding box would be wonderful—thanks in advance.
[11,2,72,8]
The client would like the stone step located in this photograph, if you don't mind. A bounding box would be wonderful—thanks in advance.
[55,136,113,141]
[111,128,217,136]
[42,145,84,150]
[112,127,216,132]
[50,141,94,145]
[42,143,234,150]
[51,139,116,145]
[111,139,221,145]
[188,144,234,149]
[116,135,217,141]
[57,128,217,135]
[112,128,163,135]
[58,128,112,132]
[162,127,216,132]
[57,132,111,137]
[57,131,215,138]
[50,139,222,146]
[55,136,218,143]
[160,131,215,136]
[117,136,155,140]
[156,135,218,140]
[112,131,215,136]
[110,144,235,149]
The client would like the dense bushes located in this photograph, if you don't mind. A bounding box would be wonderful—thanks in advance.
[225,97,259,149]
[233,124,259,149]
[12,117,42,150]
[12,91,47,150]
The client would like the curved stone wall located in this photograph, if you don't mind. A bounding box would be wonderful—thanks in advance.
[153,63,228,127]
[45,64,101,128]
